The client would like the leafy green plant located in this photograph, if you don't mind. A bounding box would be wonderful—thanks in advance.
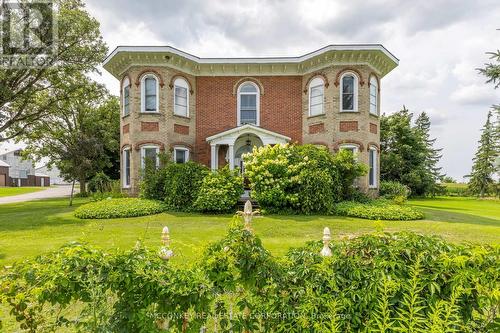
[380,180,411,201]
[139,152,171,201]
[163,161,208,211]
[194,166,244,213]
[244,144,365,214]
[333,199,424,220]
[74,198,166,219]
[87,172,113,194]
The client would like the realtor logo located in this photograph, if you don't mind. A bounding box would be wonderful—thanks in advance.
[0,0,57,67]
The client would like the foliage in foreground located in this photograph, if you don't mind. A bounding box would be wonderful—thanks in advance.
[333,199,425,221]
[244,144,366,214]
[194,167,244,213]
[74,198,165,219]
[1,223,498,332]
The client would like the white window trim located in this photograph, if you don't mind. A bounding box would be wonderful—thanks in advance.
[340,72,359,112]
[339,144,359,154]
[173,78,189,117]
[308,77,325,117]
[369,76,378,116]
[173,146,190,163]
[140,145,160,170]
[140,74,160,113]
[237,81,260,126]
[122,147,131,188]
[122,77,131,117]
[369,147,378,188]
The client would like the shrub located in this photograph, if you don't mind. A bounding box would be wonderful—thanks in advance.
[74,198,166,219]
[90,191,128,202]
[194,167,244,213]
[87,172,113,193]
[244,144,365,214]
[333,199,424,220]
[164,161,208,211]
[380,180,411,201]
[140,152,171,200]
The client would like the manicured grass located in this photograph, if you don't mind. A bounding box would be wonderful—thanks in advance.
[0,186,46,197]
[0,196,498,267]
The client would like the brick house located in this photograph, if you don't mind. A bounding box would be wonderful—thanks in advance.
[103,45,398,196]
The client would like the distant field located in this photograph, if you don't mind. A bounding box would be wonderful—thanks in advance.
[0,187,46,197]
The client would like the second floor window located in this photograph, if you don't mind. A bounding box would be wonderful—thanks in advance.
[174,78,189,117]
[122,77,130,116]
[309,77,324,116]
[141,74,159,112]
[369,76,378,115]
[341,73,358,112]
[238,82,259,126]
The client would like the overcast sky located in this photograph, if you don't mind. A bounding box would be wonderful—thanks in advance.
[5,0,498,180]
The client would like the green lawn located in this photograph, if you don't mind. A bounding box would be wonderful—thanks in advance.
[0,186,46,197]
[0,196,498,267]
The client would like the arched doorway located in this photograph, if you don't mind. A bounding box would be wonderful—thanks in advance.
[232,133,263,172]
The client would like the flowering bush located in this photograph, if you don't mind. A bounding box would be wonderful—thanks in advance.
[333,199,424,220]
[243,144,366,214]
[380,180,411,202]
[74,198,166,219]
[194,167,244,213]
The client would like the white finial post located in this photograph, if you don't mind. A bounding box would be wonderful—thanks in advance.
[243,200,253,231]
[320,227,332,257]
[159,226,174,260]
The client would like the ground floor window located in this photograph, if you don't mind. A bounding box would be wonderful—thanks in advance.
[369,147,377,188]
[339,144,359,158]
[123,148,131,188]
[141,145,159,170]
[173,147,189,164]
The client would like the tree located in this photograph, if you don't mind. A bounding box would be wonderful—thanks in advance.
[415,112,444,195]
[478,50,500,88]
[0,0,107,141]
[380,107,444,196]
[21,75,119,197]
[442,176,456,183]
[467,109,499,197]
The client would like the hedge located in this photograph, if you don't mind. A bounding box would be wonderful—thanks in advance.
[333,199,425,220]
[74,198,166,219]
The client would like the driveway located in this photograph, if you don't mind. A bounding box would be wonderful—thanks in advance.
[0,185,78,204]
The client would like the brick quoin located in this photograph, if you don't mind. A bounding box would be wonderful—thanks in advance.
[309,123,325,134]
[122,124,130,134]
[370,123,378,134]
[174,124,189,135]
[196,76,303,165]
[141,121,159,132]
[339,121,358,132]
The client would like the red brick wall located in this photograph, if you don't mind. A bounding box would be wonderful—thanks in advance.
[174,124,189,135]
[339,121,358,132]
[309,123,325,134]
[141,121,159,132]
[370,123,378,134]
[195,76,303,165]
[122,124,129,134]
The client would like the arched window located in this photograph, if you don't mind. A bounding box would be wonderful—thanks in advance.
[369,76,378,115]
[122,77,130,116]
[122,147,131,188]
[369,146,378,188]
[339,143,359,156]
[140,145,159,170]
[340,73,358,112]
[141,74,159,113]
[309,77,324,116]
[173,78,189,117]
[237,82,259,126]
[173,146,189,164]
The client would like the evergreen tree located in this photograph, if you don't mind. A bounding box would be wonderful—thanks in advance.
[380,107,444,196]
[415,112,444,196]
[467,109,499,197]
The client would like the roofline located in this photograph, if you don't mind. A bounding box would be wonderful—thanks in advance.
[206,124,291,142]
[103,44,399,67]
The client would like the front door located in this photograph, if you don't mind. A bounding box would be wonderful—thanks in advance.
[234,145,253,173]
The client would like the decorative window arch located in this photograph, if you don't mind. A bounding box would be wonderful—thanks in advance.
[368,146,378,188]
[140,73,160,113]
[339,143,360,155]
[173,77,189,117]
[122,77,131,116]
[308,77,325,116]
[369,75,378,115]
[237,81,260,126]
[122,147,131,188]
[340,72,359,112]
